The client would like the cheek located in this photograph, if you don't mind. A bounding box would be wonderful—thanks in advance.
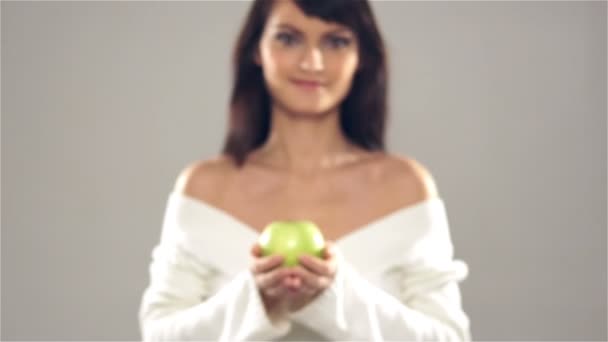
[258,47,360,113]
[329,54,359,95]
[262,48,296,83]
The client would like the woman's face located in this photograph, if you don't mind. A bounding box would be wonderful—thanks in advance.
[255,0,360,116]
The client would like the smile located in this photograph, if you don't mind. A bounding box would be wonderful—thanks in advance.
[291,79,324,90]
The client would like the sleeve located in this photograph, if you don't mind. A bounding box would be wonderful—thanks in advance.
[138,202,292,341]
[289,204,472,341]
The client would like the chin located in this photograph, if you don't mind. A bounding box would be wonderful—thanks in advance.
[285,104,335,117]
[291,97,337,115]
[271,96,329,116]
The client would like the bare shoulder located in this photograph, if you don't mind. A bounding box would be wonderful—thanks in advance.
[172,154,237,204]
[379,154,440,202]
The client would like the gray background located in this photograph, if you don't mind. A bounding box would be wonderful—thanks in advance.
[2,1,606,340]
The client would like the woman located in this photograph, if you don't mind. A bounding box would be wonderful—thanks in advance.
[138,0,472,340]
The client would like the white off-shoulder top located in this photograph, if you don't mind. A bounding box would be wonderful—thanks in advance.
[138,191,472,341]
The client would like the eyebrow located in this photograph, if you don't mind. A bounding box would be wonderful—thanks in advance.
[275,23,353,36]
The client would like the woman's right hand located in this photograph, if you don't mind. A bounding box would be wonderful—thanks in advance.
[250,244,293,320]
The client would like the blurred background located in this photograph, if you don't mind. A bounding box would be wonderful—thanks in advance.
[2,1,606,340]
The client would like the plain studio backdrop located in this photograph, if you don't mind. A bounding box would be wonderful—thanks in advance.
[2,1,606,340]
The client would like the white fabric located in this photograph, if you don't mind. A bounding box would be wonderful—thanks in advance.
[138,191,472,341]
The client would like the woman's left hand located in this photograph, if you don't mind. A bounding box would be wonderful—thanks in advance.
[281,241,338,312]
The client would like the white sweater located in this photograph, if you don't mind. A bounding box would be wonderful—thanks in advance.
[138,191,472,341]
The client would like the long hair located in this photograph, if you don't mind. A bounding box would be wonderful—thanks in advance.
[221,0,389,167]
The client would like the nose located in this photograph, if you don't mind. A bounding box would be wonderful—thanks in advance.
[299,46,324,72]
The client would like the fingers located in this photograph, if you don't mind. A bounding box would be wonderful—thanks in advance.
[283,275,317,296]
[288,266,332,290]
[263,273,315,299]
[278,244,338,294]
[298,254,336,277]
[257,267,288,289]
[322,241,336,259]
[251,244,262,257]
[261,273,289,298]
[250,242,338,302]
[250,254,284,274]
[254,263,292,300]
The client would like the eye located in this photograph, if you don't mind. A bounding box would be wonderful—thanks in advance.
[328,36,351,49]
[276,32,298,46]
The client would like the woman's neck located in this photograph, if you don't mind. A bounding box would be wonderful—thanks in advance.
[250,106,363,177]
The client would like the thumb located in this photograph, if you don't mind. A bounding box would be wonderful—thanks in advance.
[251,243,261,257]
[323,241,335,259]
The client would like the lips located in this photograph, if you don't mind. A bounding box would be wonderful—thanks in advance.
[293,79,322,86]
[291,79,324,89]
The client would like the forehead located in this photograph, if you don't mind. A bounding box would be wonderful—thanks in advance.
[266,0,352,34]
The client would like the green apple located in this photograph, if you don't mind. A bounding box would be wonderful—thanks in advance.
[257,220,325,267]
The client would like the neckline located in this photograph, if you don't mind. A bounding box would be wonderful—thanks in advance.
[171,191,442,245]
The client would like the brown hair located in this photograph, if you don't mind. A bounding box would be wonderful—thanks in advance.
[221,0,389,167]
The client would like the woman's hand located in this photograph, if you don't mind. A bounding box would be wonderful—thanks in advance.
[282,241,338,312]
[250,244,291,321]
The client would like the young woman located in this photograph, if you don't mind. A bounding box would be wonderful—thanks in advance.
[138,0,472,340]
